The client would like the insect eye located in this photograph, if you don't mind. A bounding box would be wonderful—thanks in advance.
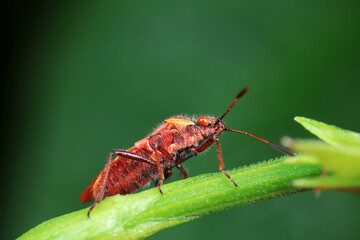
[197,117,210,127]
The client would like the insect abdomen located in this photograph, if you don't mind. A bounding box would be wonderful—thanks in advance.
[80,148,157,203]
[115,148,157,193]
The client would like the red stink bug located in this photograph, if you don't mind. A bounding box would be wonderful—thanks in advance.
[80,87,294,216]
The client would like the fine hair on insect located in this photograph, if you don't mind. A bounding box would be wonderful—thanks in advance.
[80,87,294,217]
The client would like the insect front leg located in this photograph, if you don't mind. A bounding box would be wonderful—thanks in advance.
[197,138,214,153]
[214,138,238,188]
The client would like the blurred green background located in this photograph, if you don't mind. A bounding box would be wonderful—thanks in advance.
[3,1,360,239]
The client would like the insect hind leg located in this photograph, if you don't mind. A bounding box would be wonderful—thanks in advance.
[87,151,114,217]
[87,150,157,217]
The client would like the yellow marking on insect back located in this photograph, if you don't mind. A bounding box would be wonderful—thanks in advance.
[165,117,195,126]
[165,117,195,133]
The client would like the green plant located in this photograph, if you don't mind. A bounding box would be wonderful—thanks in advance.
[18,158,321,240]
[284,117,360,193]
[18,117,359,240]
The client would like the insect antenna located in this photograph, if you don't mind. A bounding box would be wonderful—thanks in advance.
[225,128,295,156]
[217,87,248,122]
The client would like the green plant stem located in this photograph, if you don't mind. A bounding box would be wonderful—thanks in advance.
[18,157,321,240]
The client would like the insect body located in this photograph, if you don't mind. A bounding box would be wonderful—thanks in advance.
[80,87,294,216]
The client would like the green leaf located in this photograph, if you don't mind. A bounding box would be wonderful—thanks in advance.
[18,157,321,240]
[293,176,360,188]
[285,117,360,192]
[294,116,360,147]
[285,140,360,177]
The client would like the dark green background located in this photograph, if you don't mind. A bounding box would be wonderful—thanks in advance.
[3,1,360,239]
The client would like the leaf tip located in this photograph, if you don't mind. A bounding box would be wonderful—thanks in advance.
[294,116,314,126]
[294,116,304,122]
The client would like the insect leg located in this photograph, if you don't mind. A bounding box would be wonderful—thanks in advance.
[190,148,199,156]
[155,145,174,161]
[113,150,157,166]
[155,156,165,194]
[154,145,177,194]
[214,138,238,188]
[88,151,114,217]
[87,150,156,217]
[164,169,173,179]
[151,141,183,194]
[176,165,188,179]
[197,139,214,153]
[154,169,173,187]
[155,144,188,180]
